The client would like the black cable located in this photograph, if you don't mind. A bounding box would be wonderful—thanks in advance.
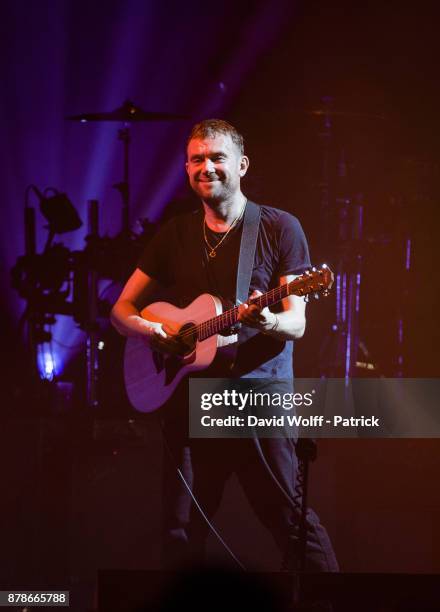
[250,428,304,514]
[159,420,246,571]
[159,417,310,573]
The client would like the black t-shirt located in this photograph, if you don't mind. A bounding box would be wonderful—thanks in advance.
[137,203,311,378]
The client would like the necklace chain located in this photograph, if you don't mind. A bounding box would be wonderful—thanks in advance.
[203,200,247,258]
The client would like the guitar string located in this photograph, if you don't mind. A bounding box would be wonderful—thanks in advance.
[173,277,325,342]
[175,280,323,341]
[175,284,289,341]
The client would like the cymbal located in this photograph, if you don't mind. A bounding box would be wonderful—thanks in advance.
[66,99,187,122]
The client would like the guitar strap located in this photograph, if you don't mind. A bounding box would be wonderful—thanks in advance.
[232,199,262,354]
[235,200,261,306]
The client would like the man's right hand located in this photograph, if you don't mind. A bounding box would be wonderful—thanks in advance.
[142,319,168,340]
[143,320,184,356]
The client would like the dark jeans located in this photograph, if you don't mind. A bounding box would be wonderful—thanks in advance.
[160,399,338,572]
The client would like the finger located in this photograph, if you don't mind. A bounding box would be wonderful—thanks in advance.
[248,292,263,312]
[149,331,166,343]
[238,304,252,320]
[237,303,249,317]
[240,314,264,327]
[246,304,263,319]
[240,303,259,316]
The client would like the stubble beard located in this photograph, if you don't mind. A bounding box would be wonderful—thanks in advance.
[193,175,241,210]
[194,179,227,205]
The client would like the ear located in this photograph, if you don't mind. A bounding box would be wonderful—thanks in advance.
[239,155,250,177]
[185,161,189,175]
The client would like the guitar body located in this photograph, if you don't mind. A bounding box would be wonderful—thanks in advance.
[124,293,222,413]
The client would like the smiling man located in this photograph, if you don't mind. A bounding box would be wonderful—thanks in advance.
[186,129,249,227]
[111,119,338,572]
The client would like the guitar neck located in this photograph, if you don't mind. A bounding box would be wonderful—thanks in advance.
[195,266,333,341]
[197,283,291,341]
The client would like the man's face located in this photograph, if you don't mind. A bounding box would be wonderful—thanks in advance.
[186,133,248,202]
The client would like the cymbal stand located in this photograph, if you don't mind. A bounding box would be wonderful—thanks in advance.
[114,126,131,234]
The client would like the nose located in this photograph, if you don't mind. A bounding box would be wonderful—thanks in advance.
[202,158,216,174]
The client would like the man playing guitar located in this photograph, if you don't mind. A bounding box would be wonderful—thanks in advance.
[111,119,338,571]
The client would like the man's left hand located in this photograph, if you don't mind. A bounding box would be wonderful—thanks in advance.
[238,290,277,333]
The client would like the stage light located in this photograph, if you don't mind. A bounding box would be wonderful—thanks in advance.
[25,184,82,248]
[38,345,58,381]
[38,187,82,235]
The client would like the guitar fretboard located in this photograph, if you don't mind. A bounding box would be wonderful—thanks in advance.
[197,282,293,341]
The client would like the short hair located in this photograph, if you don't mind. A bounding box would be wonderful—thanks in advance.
[187,119,244,155]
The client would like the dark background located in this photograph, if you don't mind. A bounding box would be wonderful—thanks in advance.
[1,0,439,607]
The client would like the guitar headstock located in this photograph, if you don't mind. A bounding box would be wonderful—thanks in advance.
[288,264,334,300]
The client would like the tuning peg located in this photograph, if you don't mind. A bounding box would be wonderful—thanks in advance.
[314,292,320,300]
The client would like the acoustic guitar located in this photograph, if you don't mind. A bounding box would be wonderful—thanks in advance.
[124,266,333,412]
